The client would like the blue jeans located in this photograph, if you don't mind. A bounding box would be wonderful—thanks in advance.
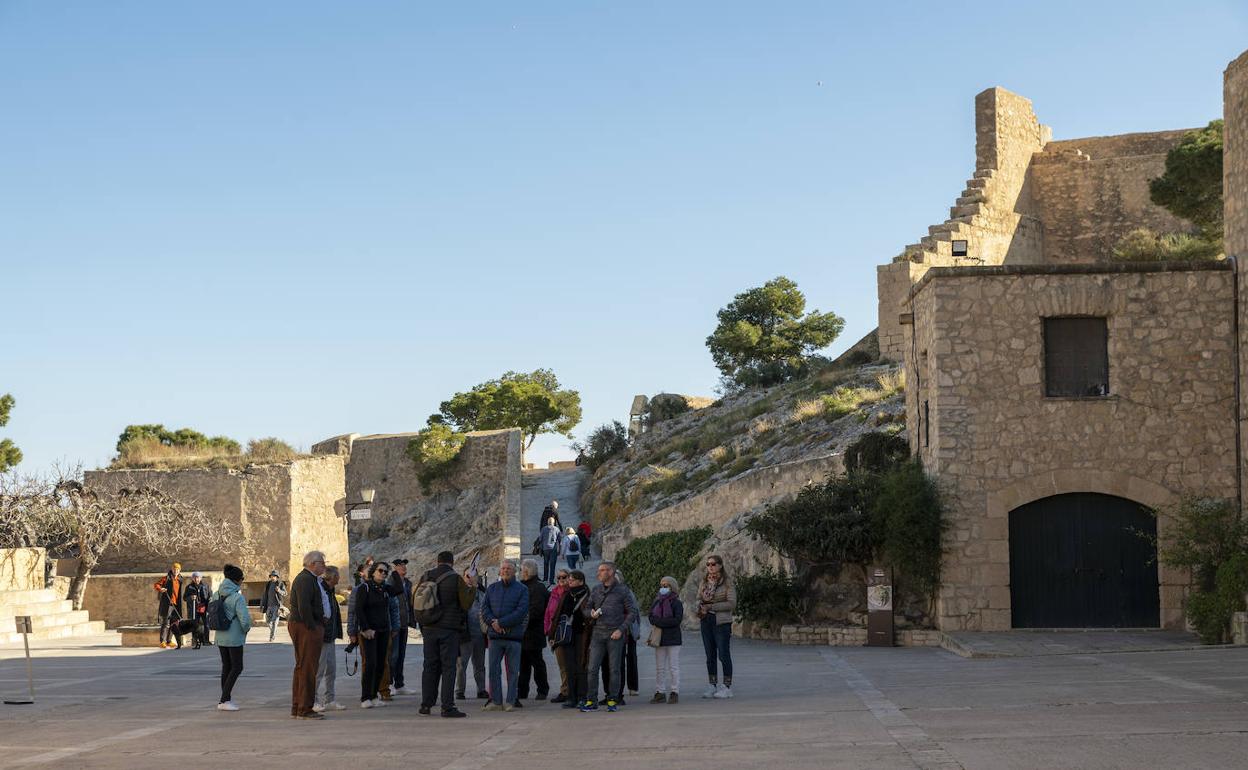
[585,632,623,704]
[542,549,558,583]
[700,616,733,681]
[487,639,521,705]
[388,627,408,689]
[566,553,580,570]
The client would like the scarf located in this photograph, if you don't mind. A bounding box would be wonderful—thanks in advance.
[651,593,676,619]
[699,576,719,605]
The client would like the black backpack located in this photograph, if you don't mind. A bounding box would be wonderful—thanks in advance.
[206,594,233,632]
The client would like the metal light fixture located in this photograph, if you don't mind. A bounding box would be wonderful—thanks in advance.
[345,488,376,521]
[360,488,375,504]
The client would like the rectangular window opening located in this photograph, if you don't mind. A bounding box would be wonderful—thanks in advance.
[951,240,968,257]
[1043,317,1109,397]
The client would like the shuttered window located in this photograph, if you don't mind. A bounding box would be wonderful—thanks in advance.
[1043,317,1109,397]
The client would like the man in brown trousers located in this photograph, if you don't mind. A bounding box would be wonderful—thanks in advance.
[288,550,328,719]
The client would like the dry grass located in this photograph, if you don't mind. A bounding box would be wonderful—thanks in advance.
[708,445,732,463]
[112,436,305,470]
[875,369,905,398]
[749,418,775,436]
[788,399,826,424]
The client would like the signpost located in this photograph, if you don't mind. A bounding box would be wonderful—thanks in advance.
[3,615,35,705]
[866,567,895,647]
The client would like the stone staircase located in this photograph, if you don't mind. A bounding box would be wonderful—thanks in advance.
[899,167,996,265]
[0,588,107,644]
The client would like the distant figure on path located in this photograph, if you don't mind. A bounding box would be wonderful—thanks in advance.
[213,563,251,711]
[577,521,592,558]
[184,571,212,648]
[697,554,736,699]
[153,562,182,649]
[543,500,562,532]
[260,571,287,642]
[540,517,561,583]
[648,575,683,704]
[288,550,329,719]
[562,527,582,570]
[313,565,345,713]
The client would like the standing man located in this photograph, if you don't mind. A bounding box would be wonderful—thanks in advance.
[261,571,287,642]
[313,565,345,713]
[288,550,329,720]
[540,516,561,584]
[153,562,182,649]
[418,551,475,718]
[184,571,212,648]
[581,562,638,713]
[481,560,529,712]
[517,559,551,704]
[388,558,416,696]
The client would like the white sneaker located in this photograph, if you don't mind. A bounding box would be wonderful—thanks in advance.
[326,701,346,711]
[360,700,374,709]
[312,703,326,713]
[713,684,733,699]
[701,685,718,699]
[394,687,417,695]
[216,701,239,711]
[374,698,389,707]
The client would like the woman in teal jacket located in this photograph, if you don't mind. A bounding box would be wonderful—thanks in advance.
[213,564,252,711]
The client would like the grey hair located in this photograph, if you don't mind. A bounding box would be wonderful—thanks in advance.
[660,575,680,591]
[324,565,340,580]
[499,559,517,572]
[599,561,617,575]
[303,550,326,567]
[520,558,540,578]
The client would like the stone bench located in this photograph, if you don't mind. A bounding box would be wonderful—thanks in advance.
[118,625,163,647]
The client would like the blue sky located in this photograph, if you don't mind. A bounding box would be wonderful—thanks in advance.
[3,1,1246,472]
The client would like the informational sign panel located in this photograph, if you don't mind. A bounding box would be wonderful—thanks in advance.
[349,508,372,521]
[867,567,894,647]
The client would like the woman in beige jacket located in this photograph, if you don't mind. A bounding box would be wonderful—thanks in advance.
[695,554,736,698]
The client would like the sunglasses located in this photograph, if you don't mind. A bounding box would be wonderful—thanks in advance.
[376,570,389,576]
[557,575,569,580]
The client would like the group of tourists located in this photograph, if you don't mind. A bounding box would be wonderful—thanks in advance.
[533,500,592,583]
[152,563,212,648]
[193,501,738,718]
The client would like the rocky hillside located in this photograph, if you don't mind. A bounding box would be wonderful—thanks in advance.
[582,359,906,531]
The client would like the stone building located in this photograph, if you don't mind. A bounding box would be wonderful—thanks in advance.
[875,50,1248,632]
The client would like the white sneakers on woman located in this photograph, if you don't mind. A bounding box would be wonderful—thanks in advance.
[713,684,733,699]
[216,701,239,711]
[701,685,718,698]
[360,699,374,709]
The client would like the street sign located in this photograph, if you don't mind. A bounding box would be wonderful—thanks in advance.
[14,616,32,635]
[349,508,372,521]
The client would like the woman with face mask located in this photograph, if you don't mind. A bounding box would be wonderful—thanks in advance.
[647,576,684,704]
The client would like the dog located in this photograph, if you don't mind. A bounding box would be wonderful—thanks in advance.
[169,618,205,649]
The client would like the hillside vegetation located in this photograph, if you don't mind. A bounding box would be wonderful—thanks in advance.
[582,355,906,530]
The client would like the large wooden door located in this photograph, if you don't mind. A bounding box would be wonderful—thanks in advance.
[1009,493,1159,628]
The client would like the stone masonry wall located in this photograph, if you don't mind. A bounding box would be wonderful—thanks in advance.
[905,263,1237,631]
[0,548,44,591]
[1227,51,1248,505]
[85,455,348,584]
[345,428,522,573]
[1031,131,1195,263]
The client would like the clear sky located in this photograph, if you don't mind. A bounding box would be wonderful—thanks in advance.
[3,1,1246,473]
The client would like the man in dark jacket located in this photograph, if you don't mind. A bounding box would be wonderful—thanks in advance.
[183,571,212,648]
[418,551,475,718]
[516,559,550,704]
[387,559,415,695]
[581,561,638,712]
[287,550,328,719]
[481,560,529,711]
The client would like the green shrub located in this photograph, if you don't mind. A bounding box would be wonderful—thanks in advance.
[574,421,630,471]
[845,432,911,474]
[871,461,946,597]
[1154,496,1248,643]
[614,526,711,606]
[1186,555,1248,644]
[405,423,466,493]
[646,394,691,426]
[746,472,879,569]
[736,566,802,627]
[1112,228,1221,262]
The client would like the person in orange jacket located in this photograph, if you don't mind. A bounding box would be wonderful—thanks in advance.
[153,562,183,649]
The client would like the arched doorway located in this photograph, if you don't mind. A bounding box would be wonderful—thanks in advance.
[1009,492,1159,628]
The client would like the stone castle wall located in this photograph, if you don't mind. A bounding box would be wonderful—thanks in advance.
[904,263,1237,630]
[343,428,522,573]
[0,548,44,592]
[84,455,348,586]
[1031,131,1195,264]
[1227,52,1248,505]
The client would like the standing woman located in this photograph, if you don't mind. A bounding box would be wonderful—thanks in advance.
[556,570,591,709]
[696,554,736,699]
[561,527,582,571]
[213,564,251,711]
[648,575,683,703]
[354,562,396,708]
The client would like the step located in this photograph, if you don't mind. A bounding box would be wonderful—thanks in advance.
[0,620,107,645]
[966,177,988,189]
[0,610,91,634]
[973,168,996,179]
[0,589,58,608]
[0,600,74,620]
[928,223,958,237]
[950,203,985,218]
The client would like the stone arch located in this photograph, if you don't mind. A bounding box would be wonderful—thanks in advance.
[985,468,1185,630]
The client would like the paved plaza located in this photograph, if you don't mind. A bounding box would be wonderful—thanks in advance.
[3,629,1248,769]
